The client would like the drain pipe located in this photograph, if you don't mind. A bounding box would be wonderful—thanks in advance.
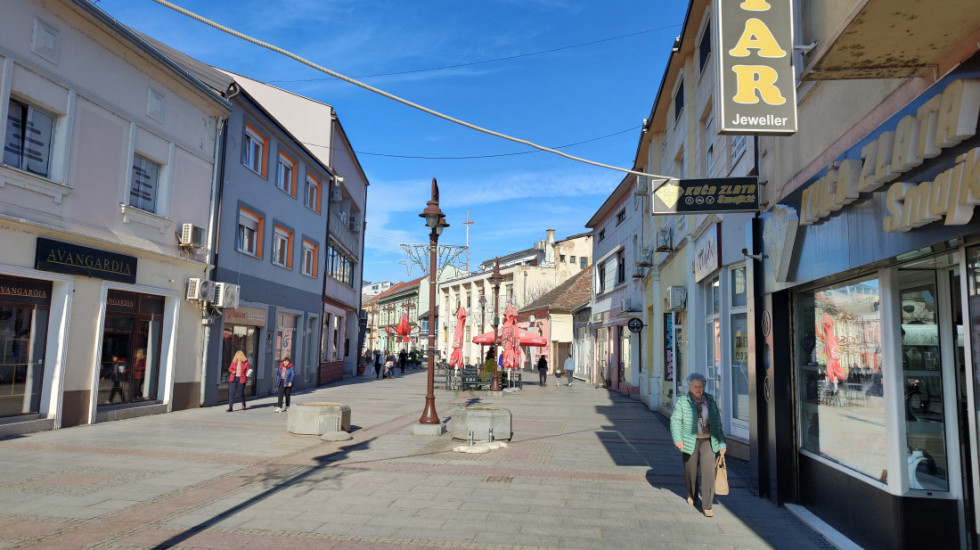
[199,82,238,407]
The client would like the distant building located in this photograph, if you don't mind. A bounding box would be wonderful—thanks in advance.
[362,280,394,297]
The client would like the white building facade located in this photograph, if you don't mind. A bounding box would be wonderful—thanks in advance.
[0,0,229,435]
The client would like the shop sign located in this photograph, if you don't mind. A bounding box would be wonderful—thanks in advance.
[224,306,266,327]
[35,238,137,284]
[715,0,797,134]
[664,312,675,382]
[653,177,759,214]
[0,276,51,307]
[762,205,799,282]
[627,317,644,333]
[694,224,722,283]
[798,77,980,233]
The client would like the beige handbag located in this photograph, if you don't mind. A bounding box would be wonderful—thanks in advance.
[715,455,730,495]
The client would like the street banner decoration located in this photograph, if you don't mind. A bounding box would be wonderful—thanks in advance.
[653,177,759,214]
[385,312,419,343]
[715,0,797,134]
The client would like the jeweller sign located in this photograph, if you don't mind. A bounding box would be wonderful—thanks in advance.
[715,0,798,135]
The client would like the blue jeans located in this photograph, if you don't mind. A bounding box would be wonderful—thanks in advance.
[565,369,574,384]
[228,380,245,409]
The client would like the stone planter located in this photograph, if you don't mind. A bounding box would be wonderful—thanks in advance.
[287,402,351,435]
[447,406,512,441]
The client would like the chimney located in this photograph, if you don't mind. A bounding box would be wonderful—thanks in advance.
[545,229,556,264]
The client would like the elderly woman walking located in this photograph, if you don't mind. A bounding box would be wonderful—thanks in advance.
[670,372,726,517]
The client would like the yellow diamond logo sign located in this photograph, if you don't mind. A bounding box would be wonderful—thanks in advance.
[655,180,681,210]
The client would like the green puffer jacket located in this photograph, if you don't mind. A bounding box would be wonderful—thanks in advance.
[670,392,727,454]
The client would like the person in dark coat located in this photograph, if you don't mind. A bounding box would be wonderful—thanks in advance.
[398,349,408,374]
[374,350,383,379]
[537,355,548,387]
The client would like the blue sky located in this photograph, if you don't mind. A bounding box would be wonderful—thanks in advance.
[96,0,686,284]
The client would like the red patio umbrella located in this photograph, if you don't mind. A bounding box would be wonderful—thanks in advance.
[472,329,546,347]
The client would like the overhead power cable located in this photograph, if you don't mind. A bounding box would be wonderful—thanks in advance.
[267,24,682,82]
[149,0,667,180]
[303,125,640,160]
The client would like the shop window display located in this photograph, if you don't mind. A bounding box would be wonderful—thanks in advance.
[0,306,48,417]
[796,277,885,481]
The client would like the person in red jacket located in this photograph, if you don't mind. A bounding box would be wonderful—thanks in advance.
[226,350,249,412]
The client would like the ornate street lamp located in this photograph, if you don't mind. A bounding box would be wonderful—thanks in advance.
[419,178,449,425]
[478,290,486,365]
[488,258,504,393]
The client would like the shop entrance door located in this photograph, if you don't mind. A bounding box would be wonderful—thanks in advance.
[899,256,971,546]
[99,291,163,407]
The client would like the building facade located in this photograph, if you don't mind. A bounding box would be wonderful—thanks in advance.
[631,0,757,457]
[438,230,591,367]
[0,0,229,436]
[752,2,980,548]
[587,177,646,391]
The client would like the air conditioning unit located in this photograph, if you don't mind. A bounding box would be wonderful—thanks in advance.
[655,227,673,252]
[212,282,240,309]
[636,247,653,267]
[348,216,359,232]
[620,297,633,312]
[635,175,651,196]
[186,278,214,301]
[179,223,205,248]
[667,285,687,311]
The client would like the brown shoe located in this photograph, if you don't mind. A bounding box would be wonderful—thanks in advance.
[687,497,694,506]
[703,509,713,517]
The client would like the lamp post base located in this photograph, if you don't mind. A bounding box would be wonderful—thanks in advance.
[412,421,447,436]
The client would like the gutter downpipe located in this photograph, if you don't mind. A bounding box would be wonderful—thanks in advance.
[200,82,238,407]
[318,112,336,386]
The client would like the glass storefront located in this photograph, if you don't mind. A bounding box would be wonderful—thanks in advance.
[730,266,749,424]
[796,276,884,481]
[0,276,50,418]
[218,306,265,402]
[99,290,162,407]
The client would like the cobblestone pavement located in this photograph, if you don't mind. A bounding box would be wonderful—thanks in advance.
[0,370,836,550]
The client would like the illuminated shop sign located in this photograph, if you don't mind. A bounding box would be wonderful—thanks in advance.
[799,78,980,233]
[715,0,797,134]
[35,238,137,284]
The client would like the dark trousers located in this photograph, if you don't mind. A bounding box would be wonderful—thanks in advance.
[277,385,292,408]
[108,383,124,403]
[374,364,382,378]
[538,369,547,386]
[683,438,717,510]
[399,359,406,373]
[228,380,245,409]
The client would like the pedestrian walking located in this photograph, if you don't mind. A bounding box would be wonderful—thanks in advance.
[374,350,383,379]
[103,355,126,404]
[274,357,295,413]
[398,349,408,374]
[226,350,249,412]
[537,355,548,387]
[384,352,396,379]
[563,355,575,386]
[670,372,726,517]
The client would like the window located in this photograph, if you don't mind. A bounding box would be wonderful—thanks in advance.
[276,152,296,196]
[730,267,748,422]
[598,263,606,293]
[272,225,293,268]
[129,154,160,213]
[616,250,626,284]
[699,22,712,72]
[675,147,686,179]
[241,123,267,176]
[616,209,626,225]
[674,81,685,122]
[704,117,715,177]
[570,255,576,264]
[237,208,263,257]
[732,134,746,163]
[301,239,318,277]
[796,277,883,482]
[598,229,606,242]
[327,244,356,287]
[560,254,566,263]
[4,98,54,177]
[305,175,320,212]
[580,257,587,269]
[705,276,721,395]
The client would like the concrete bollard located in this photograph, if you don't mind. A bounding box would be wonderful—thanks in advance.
[287,402,351,436]
[447,407,512,441]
